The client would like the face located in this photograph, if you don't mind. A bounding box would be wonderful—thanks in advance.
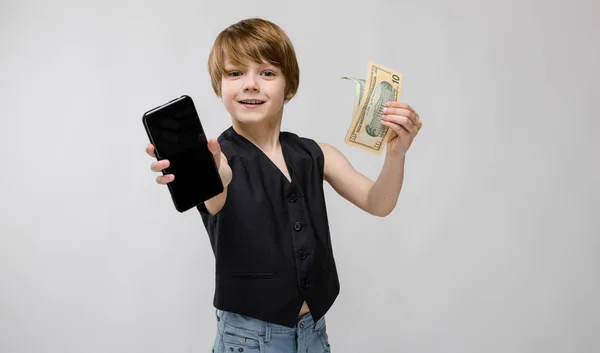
[220,58,293,125]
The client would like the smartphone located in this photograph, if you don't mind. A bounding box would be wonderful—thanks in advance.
[142,95,223,212]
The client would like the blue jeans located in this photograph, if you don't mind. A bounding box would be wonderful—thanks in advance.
[212,309,332,353]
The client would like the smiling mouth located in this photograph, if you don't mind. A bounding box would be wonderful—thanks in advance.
[238,100,265,105]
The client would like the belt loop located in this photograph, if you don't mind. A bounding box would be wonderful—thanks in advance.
[265,322,271,343]
[217,310,222,333]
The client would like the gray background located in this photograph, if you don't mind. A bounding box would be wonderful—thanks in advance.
[1,0,598,352]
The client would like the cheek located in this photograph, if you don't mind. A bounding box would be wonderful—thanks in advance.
[220,82,234,99]
[269,82,287,101]
[221,90,235,107]
[219,84,237,111]
[222,92,235,104]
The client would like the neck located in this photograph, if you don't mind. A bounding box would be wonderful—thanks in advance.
[232,118,282,153]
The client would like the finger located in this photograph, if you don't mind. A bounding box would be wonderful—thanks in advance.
[386,102,420,121]
[156,174,175,185]
[207,139,221,155]
[207,139,222,168]
[382,120,411,139]
[381,115,417,134]
[385,101,414,111]
[383,107,419,126]
[151,159,170,172]
[146,144,156,158]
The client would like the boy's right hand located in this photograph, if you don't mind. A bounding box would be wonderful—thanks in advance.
[146,139,232,187]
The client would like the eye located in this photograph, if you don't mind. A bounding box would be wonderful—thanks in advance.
[261,71,275,77]
[228,71,242,77]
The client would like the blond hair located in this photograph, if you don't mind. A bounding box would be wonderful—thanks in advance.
[207,18,300,101]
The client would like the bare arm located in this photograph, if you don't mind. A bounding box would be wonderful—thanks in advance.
[318,102,422,217]
[318,142,403,217]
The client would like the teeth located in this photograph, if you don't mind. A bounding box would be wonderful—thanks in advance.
[241,100,263,104]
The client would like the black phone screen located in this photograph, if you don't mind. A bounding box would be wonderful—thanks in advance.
[143,95,223,212]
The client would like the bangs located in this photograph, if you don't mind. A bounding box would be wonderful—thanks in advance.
[214,31,283,73]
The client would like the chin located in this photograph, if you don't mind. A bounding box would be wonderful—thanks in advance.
[235,116,265,125]
[233,110,281,125]
[230,113,268,125]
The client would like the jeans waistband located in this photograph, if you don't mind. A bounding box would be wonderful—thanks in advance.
[216,309,324,336]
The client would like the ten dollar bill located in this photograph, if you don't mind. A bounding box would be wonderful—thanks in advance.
[343,61,404,155]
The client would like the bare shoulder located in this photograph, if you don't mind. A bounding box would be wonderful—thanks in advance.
[316,141,335,155]
[316,141,346,158]
[314,140,374,212]
[316,141,350,162]
[315,141,354,183]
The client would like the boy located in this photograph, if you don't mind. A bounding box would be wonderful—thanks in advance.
[145,18,422,353]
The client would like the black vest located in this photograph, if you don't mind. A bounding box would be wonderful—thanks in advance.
[196,126,340,328]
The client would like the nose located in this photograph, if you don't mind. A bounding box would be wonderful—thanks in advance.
[242,73,259,92]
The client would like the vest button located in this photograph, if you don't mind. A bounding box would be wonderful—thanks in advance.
[293,222,302,231]
[289,193,297,203]
[301,280,309,289]
[298,250,307,260]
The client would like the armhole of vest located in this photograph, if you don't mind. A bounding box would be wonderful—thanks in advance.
[301,137,325,183]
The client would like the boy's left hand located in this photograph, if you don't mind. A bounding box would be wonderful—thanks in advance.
[381,102,423,157]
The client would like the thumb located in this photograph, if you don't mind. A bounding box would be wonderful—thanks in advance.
[207,139,222,168]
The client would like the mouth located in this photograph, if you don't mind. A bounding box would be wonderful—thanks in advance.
[238,99,265,106]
